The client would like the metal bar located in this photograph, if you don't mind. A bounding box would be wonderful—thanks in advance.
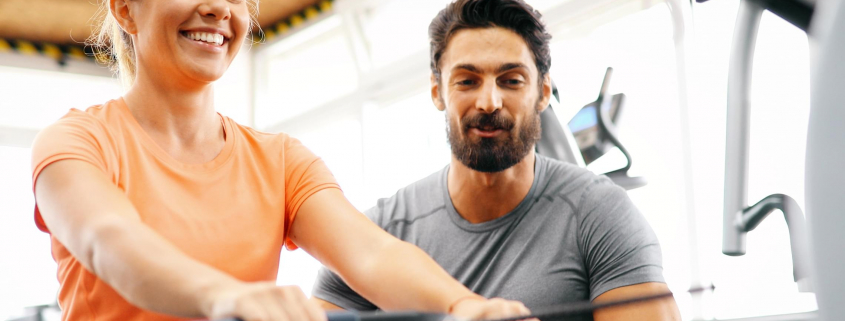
[666,0,709,317]
[806,0,845,318]
[210,287,713,321]
[735,194,812,291]
[746,0,813,31]
[722,0,763,256]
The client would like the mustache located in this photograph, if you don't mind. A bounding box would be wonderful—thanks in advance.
[463,112,515,131]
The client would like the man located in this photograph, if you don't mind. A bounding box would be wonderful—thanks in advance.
[312,0,680,320]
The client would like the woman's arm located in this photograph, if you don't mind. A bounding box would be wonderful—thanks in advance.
[35,160,325,321]
[291,188,531,320]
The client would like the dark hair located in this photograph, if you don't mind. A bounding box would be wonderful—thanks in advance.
[429,0,552,81]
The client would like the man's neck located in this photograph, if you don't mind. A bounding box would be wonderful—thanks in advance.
[447,151,537,224]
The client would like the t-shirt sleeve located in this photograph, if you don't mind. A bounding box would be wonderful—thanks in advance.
[577,177,665,301]
[312,267,379,311]
[311,205,382,311]
[282,136,341,250]
[30,110,115,233]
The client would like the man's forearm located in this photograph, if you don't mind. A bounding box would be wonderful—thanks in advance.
[592,283,681,321]
[89,217,240,317]
[338,238,478,312]
[311,297,345,311]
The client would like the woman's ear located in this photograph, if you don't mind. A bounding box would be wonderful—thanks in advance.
[431,73,446,111]
[111,0,138,34]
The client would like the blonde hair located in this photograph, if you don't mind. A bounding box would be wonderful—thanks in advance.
[88,0,261,88]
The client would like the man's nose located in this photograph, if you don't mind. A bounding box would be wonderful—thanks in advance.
[475,81,503,114]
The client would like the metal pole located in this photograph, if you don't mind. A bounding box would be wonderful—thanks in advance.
[722,0,763,256]
[806,0,845,319]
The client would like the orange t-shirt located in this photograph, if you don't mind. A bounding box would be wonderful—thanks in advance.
[30,98,340,321]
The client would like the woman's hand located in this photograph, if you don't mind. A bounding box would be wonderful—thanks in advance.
[450,297,535,321]
[206,282,327,321]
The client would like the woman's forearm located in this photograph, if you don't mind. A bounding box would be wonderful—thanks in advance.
[36,161,242,318]
[87,217,241,317]
[339,237,478,312]
[290,189,479,313]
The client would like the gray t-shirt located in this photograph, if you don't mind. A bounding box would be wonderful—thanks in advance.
[312,155,664,318]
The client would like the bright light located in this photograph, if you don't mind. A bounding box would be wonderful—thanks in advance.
[0,146,58,320]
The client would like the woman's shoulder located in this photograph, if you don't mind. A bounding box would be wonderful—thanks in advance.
[42,98,127,134]
[38,99,126,140]
[31,99,126,184]
[225,118,321,164]
[226,117,295,146]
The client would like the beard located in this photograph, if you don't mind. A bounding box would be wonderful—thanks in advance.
[446,102,542,173]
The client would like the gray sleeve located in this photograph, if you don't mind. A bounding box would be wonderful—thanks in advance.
[312,267,379,311]
[577,178,665,301]
[311,206,383,311]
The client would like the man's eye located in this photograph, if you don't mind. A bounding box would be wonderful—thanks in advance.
[503,79,524,86]
[456,80,475,86]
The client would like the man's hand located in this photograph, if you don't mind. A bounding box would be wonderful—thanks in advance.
[449,297,535,321]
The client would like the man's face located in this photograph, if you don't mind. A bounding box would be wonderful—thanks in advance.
[433,27,551,173]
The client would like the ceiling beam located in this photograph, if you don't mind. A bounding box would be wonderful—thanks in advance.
[0,0,323,45]
[0,52,113,78]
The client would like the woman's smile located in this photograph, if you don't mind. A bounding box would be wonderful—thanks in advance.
[178,28,232,53]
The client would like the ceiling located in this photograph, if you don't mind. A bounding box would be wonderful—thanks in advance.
[0,0,323,45]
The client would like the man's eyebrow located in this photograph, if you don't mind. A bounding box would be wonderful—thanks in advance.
[452,64,481,73]
[497,63,529,74]
[451,63,529,74]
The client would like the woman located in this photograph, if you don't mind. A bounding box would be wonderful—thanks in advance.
[29,0,532,320]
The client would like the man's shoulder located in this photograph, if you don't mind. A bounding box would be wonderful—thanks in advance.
[536,155,626,211]
[366,167,448,228]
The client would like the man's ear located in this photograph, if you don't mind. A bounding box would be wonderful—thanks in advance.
[537,73,552,112]
[431,73,446,111]
[111,0,138,34]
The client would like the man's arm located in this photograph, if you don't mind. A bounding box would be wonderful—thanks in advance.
[577,177,677,320]
[592,283,680,321]
[311,266,379,311]
[311,298,345,311]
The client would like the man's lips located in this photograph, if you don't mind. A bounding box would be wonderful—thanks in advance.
[469,127,505,138]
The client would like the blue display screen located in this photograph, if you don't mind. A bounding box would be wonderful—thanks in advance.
[568,105,598,133]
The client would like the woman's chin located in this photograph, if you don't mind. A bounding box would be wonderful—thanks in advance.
[184,67,227,85]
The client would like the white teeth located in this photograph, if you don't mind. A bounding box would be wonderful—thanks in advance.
[185,31,224,46]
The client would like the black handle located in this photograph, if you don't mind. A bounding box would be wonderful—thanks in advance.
[211,311,447,321]
[212,311,359,321]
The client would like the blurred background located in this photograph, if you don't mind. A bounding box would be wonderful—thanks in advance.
[0,0,815,320]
